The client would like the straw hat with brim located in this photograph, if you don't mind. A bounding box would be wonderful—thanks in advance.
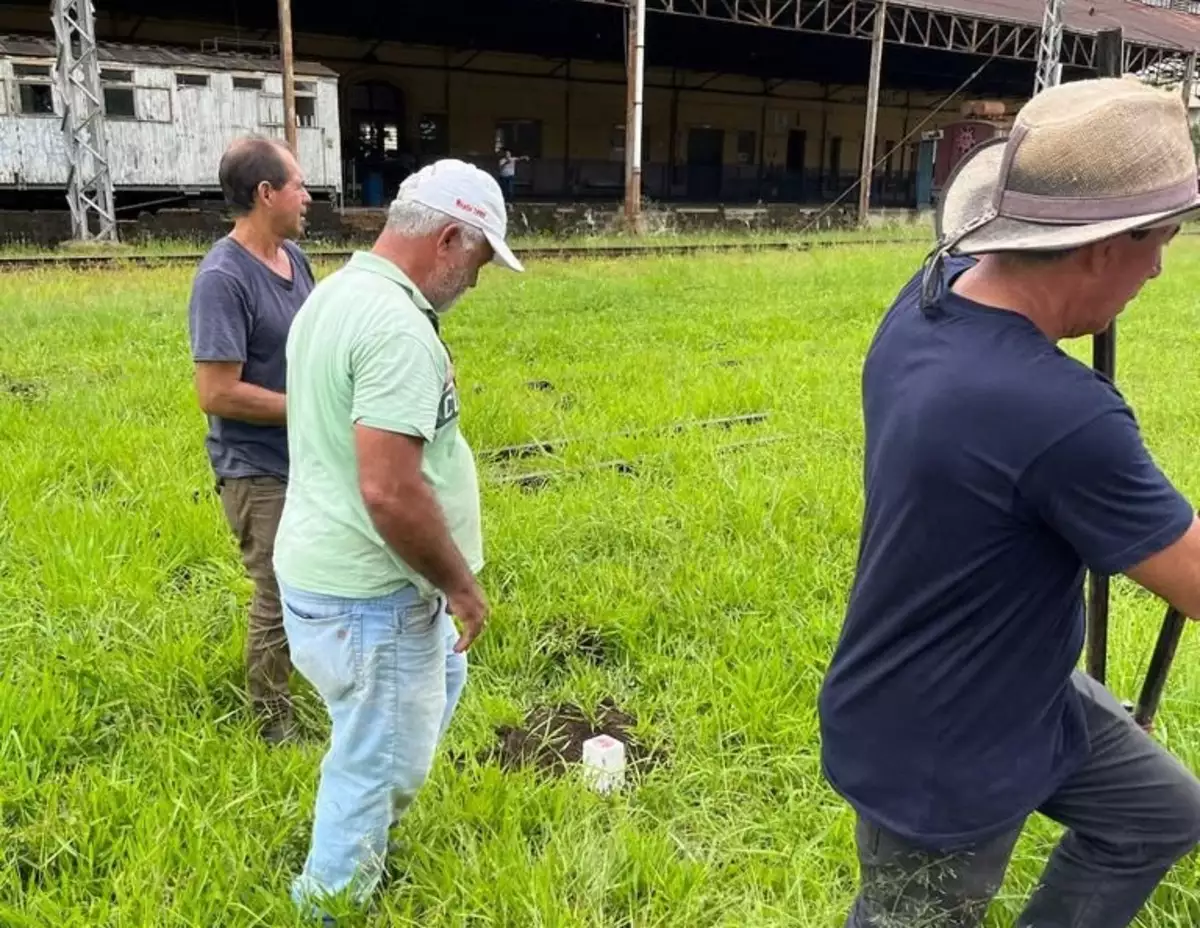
[922,77,1200,305]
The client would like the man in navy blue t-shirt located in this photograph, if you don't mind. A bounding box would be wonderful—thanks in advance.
[820,78,1200,927]
[188,136,314,745]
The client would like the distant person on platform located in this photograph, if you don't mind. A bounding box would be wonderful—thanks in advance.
[819,78,1200,927]
[497,149,527,201]
[273,158,524,919]
[187,135,315,745]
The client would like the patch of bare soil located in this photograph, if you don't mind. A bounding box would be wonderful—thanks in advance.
[488,699,666,779]
[1,374,44,402]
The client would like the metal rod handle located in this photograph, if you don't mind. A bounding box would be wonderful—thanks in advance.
[1086,572,1110,684]
[1134,606,1187,731]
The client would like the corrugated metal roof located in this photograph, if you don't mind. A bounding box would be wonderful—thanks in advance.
[0,34,338,77]
[898,0,1200,52]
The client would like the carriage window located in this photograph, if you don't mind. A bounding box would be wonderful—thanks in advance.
[296,95,316,128]
[18,83,54,115]
[176,73,209,88]
[13,63,50,79]
[103,87,136,118]
[233,76,263,91]
[14,63,54,115]
[101,68,136,119]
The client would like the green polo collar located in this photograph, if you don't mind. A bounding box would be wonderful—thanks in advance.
[347,250,435,312]
[347,249,444,335]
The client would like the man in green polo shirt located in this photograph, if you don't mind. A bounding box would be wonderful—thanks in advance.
[273,158,524,918]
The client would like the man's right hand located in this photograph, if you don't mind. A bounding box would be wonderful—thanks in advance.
[357,424,489,646]
[446,579,489,653]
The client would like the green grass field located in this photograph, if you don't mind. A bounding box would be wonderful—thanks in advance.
[5,240,1200,926]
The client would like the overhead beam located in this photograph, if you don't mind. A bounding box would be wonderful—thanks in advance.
[571,0,1189,73]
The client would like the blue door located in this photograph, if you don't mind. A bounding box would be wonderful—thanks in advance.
[363,171,385,207]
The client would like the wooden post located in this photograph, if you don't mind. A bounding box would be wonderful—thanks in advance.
[278,0,297,153]
[1085,26,1124,687]
[1182,51,1197,109]
[858,0,886,227]
[624,0,646,233]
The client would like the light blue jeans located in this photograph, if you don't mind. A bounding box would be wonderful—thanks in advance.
[279,579,467,915]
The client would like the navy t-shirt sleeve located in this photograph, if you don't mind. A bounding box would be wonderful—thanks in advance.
[1018,407,1194,576]
[189,269,251,363]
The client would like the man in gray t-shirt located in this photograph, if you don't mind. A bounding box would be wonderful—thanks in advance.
[188,135,314,744]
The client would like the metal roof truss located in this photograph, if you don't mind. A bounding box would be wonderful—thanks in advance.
[573,0,1188,78]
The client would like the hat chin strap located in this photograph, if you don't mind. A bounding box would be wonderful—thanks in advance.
[919,134,1010,315]
[919,208,998,316]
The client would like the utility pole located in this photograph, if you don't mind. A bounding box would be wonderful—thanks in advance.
[1034,0,1065,95]
[278,0,297,152]
[52,0,117,242]
[623,0,646,234]
[857,0,886,227]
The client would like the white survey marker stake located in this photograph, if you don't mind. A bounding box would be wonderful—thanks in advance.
[581,734,627,794]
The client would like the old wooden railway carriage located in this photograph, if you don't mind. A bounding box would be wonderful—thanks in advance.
[0,35,342,205]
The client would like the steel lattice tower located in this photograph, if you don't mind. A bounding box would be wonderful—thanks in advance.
[1034,0,1065,94]
[52,0,118,242]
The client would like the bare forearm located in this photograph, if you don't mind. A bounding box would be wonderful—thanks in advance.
[365,481,475,594]
[204,383,286,425]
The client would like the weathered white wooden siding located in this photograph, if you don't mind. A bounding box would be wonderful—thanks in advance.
[0,56,342,193]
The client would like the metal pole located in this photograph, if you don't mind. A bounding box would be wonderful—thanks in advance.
[1086,573,1110,685]
[1083,27,1124,687]
[52,0,117,242]
[1182,52,1197,109]
[858,0,886,227]
[1134,607,1186,732]
[624,0,646,233]
[278,0,297,153]
[1034,0,1065,96]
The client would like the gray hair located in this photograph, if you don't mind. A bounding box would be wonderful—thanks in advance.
[385,197,486,248]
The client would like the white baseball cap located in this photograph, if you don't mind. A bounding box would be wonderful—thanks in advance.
[394,158,524,273]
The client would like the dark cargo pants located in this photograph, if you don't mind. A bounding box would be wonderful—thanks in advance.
[845,671,1200,928]
[218,474,293,742]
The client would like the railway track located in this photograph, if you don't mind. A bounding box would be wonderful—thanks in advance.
[0,236,928,272]
[7,225,1200,273]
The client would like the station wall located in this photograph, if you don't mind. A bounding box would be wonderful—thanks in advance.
[0,4,1026,205]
